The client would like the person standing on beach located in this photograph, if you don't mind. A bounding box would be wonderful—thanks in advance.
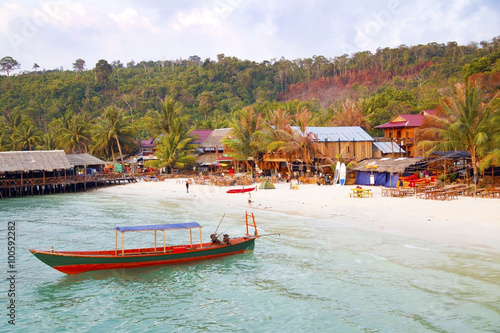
[248,192,252,208]
[186,180,189,193]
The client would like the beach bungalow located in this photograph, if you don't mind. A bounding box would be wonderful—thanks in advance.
[304,126,374,162]
[0,151,73,197]
[0,151,131,198]
[375,110,436,157]
[196,128,234,173]
[260,126,374,175]
[192,129,214,147]
[352,157,424,187]
[66,153,106,175]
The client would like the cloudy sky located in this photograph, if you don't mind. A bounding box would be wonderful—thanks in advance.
[1,0,499,72]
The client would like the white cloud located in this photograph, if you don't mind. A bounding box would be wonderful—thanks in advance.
[0,3,23,34]
[169,0,240,33]
[0,0,499,72]
[109,8,160,33]
[33,2,94,29]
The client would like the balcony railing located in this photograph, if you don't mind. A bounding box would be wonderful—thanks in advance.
[0,173,126,188]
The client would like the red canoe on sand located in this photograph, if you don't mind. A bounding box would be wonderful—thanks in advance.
[226,187,255,194]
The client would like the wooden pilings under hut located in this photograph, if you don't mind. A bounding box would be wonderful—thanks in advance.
[0,151,137,199]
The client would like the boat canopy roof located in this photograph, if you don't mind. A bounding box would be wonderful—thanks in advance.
[115,222,202,232]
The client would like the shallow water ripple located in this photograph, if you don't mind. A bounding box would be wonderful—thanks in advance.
[1,193,499,332]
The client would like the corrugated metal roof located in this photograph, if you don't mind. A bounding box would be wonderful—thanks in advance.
[140,138,156,148]
[375,114,424,129]
[66,153,106,166]
[0,150,71,172]
[291,126,374,142]
[191,129,214,144]
[373,142,405,154]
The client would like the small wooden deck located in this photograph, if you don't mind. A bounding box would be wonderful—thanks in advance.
[0,173,136,198]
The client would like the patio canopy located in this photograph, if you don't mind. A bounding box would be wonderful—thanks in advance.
[115,222,202,232]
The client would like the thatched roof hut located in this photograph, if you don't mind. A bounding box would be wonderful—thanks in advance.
[0,150,71,172]
[195,153,217,165]
[352,158,424,187]
[66,153,106,167]
[352,158,423,174]
[199,128,233,149]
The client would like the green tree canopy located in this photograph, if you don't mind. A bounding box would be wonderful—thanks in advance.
[0,56,20,76]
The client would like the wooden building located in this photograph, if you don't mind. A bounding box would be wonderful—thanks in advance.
[372,140,406,158]
[66,153,106,174]
[260,126,374,175]
[352,157,424,187]
[0,151,133,198]
[197,128,234,172]
[375,110,435,157]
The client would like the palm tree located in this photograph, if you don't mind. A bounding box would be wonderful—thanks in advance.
[293,106,323,173]
[145,96,182,136]
[479,103,500,174]
[328,99,371,131]
[0,116,11,151]
[55,112,93,153]
[418,82,500,183]
[38,132,57,151]
[147,120,197,174]
[4,110,25,134]
[261,108,297,175]
[11,121,42,150]
[91,106,137,162]
[223,106,266,171]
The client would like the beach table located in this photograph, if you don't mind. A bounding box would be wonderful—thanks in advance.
[381,188,393,197]
[350,188,372,198]
[464,187,487,197]
[485,187,500,198]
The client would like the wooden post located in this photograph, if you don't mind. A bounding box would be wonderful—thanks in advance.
[492,165,495,188]
[154,230,157,252]
[163,230,166,253]
[121,232,124,256]
[199,227,203,248]
[251,212,258,236]
[115,230,118,255]
[443,159,446,186]
[189,228,193,248]
[245,211,249,235]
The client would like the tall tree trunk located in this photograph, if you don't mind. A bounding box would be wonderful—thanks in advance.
[115,135,124,165]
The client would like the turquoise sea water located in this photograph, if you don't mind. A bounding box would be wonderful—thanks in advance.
[1,191,500,332]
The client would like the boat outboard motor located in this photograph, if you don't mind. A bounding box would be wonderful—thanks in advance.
[223,234,230,245]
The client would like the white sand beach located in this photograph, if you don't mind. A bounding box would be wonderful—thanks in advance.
[97,179,500,254]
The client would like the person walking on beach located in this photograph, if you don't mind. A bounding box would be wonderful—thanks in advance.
[186,180,189,193]
[248,192,252,208]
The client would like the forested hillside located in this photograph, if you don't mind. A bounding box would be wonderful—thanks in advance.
[1,37,499,159]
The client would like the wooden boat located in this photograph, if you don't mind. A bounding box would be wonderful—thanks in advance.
[226,187,255,194]
[30,212,260,275]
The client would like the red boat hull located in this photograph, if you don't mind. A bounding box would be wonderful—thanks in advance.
[30,237,256,275]
[226,187,255,194]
